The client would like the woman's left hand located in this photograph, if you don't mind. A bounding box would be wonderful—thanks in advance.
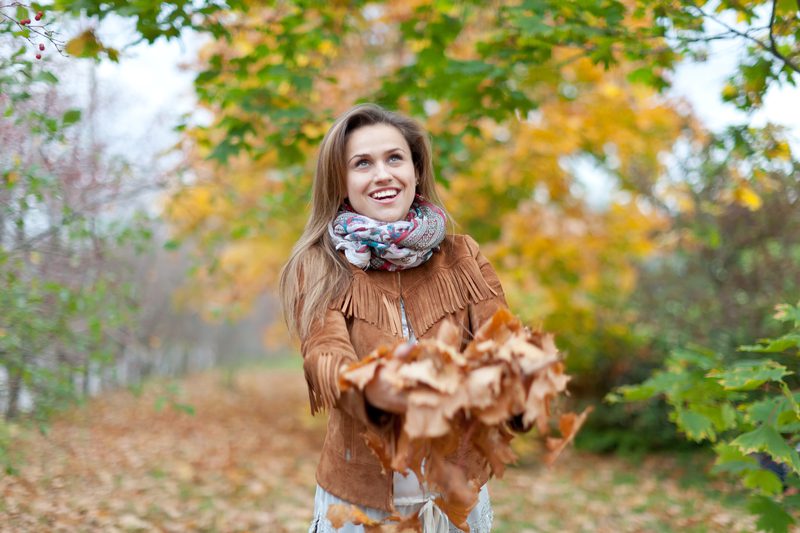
[364,367,407,414]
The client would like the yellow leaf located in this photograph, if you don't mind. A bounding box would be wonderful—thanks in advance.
[721,83,738,100]
[4,171,19,185]
[318,39,336,57]
[296,53,310,67]
[733,183,763,211]
[766,141,791,161]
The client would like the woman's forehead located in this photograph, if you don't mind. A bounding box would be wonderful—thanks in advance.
[345,124,410,157]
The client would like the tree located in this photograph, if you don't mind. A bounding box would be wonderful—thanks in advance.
[0,4,156,422]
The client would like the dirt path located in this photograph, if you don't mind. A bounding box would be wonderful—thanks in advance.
[1,368,756,532]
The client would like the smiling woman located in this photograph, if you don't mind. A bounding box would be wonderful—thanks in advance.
[278,104,509,532]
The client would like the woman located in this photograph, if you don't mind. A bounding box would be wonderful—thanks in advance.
[279,103,508,532]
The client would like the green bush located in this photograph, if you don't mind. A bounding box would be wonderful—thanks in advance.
[610,302,800,532]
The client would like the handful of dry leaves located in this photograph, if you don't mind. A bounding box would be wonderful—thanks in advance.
[334,308,591,531]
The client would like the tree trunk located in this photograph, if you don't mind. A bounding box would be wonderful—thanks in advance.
[5,365,23,420]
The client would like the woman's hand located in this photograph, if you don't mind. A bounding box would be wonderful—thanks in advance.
[364,367,407,415]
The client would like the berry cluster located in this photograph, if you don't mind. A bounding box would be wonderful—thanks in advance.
[7,5,52,59]
[18,10,42,25]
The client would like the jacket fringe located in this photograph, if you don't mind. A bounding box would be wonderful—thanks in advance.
[331,256,498,339]
[305,352,340,414]
[404,257,498,337]
[331,275,403,337]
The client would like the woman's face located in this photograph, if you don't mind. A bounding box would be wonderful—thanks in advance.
[344,123,417,222]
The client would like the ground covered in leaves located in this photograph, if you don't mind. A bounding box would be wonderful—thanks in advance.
[1,363,761,532]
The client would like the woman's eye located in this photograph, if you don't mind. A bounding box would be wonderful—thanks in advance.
[355,159,370,168]
[389,154,402,162]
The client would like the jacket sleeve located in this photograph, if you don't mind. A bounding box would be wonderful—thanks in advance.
[464,235,509,331]
[300,307,381,426]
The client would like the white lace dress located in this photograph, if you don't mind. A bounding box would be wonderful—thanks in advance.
[307,301,494,533]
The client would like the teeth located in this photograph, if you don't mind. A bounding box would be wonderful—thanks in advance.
[371,190,398,200]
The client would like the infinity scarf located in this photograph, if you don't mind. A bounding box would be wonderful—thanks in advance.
[328,195,447,271]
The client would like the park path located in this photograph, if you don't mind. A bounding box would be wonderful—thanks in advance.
[1,367,756,532]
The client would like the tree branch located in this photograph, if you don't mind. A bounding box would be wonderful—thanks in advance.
[767,0,800,74]
[6,179,167,254]
[692,4,800,75]
[0,2,67,54]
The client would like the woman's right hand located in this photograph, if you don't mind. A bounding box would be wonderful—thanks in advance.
[364,367,407,415]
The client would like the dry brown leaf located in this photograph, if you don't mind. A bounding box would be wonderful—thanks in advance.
[363,429,394,474]
[327,503,383,529]
[473,425,516,478]
[465,365,504,409]
[544,407,594,465]
[405,390,451,439]
[396,359,460,393]
[339,357,380,391]
[435,318,462,348]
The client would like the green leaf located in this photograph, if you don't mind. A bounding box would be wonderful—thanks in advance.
[669,345,720,370]
[32,71,58,85]
[776,0,798,17]
[173,402,195,416]
[676,410,716,441]
[62,109,81,125]
[748,397,784,425]
[748,495,795,533]
[731,424,800,475]
[708,360,790,390]
[230,225,250,239]
[743,469,783,495]
[713,442,759,475]
[608,383,655,402]
[163,239,180,251]
[740,334,800,353]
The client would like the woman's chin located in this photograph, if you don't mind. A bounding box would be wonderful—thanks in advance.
[364,207,405,223]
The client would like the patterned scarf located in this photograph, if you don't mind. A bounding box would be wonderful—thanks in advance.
[328,195,447,271]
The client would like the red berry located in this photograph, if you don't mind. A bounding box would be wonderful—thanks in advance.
[39,43,45,51]
[20,18,31,25]
[35,11,43,21]
[35,54,41,60]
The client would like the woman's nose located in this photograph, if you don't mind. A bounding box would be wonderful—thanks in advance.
[374,162,392,181]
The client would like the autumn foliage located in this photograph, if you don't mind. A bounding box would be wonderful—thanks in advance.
[337,309,590,530]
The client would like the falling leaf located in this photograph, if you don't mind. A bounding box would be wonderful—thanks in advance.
[544,407,594,464]
[327,504,382,529]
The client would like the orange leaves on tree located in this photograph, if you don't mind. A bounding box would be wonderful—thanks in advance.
[339,308,588,528]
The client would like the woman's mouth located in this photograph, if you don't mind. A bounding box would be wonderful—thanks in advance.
[369,189,400,202]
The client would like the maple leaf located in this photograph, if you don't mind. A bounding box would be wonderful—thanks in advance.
[544,407,594,464]
[435,318,462,348]
[465,365,504,408]
[396,359,460,393]
[327,503,383,529]
[339,356,380,391]
[363,428,394,474]
[473,425,516,478]
[405,390,452,438]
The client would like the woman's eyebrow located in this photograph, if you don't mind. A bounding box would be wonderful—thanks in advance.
[348,147,407,163]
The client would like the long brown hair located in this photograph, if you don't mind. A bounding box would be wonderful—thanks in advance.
[279,103,449,339]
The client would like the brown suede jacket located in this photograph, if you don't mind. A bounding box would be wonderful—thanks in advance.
[300,234,508,512]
